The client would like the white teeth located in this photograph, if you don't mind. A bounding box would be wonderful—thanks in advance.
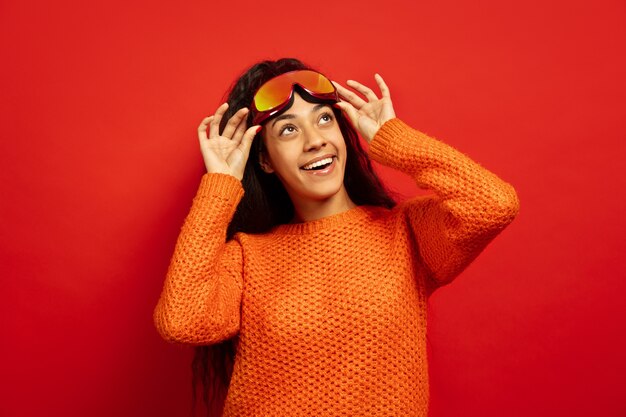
[302,157,334,170]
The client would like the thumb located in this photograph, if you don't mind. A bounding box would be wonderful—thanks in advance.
[334,101,360,127]
[334,101,375,143]
[238,125,262,157]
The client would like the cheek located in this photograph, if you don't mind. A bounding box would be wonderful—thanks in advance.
[266,144,299,173]
[332,131,348,156]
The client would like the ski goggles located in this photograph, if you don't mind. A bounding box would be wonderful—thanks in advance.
[250,70,339,125]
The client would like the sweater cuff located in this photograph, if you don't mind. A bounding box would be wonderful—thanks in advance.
[196,173,244,201]
[368,118,413,163]
[368,118,437,170]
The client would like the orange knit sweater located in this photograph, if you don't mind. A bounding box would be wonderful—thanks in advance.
[154,118,519,416]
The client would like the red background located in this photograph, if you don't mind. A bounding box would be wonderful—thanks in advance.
[1,0,625,416]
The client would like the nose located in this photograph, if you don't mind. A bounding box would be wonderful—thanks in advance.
[303,127,327,152]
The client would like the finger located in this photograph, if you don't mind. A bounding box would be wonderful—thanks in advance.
[222,107,249,139]
[332,80,367,109]
[237,125,262,156]
[231,111,249,145]
[334,101,360,127]
[198,116,213,142]
[346,79,379,102]
[209,102,229,138]
[375,73,391,99]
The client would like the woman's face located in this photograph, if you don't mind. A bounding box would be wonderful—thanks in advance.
[260,92,349,209]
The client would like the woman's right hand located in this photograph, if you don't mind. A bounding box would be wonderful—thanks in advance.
[198,102,261,181]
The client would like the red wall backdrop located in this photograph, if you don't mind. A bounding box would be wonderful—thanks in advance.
[1,0,625,416]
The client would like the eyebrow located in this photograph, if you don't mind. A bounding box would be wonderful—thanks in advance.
[271,103,329,128]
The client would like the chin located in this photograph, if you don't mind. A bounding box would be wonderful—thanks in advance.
[300,180,346,202]
[281,166,348,204]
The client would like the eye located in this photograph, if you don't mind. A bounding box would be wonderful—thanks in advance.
[319,112,334,125]
[279,124,297,136]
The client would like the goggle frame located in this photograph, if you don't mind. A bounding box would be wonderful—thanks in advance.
[251,70,339,126]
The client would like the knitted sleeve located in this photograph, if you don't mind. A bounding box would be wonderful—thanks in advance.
[153,173,245,344]
[368,118,520,291]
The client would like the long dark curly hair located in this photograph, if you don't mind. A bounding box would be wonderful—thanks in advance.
[191,57,397,416]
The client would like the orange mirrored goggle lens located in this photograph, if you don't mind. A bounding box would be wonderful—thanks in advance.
[253,70,336,113]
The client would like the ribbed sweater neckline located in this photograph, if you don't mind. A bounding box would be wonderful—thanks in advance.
[271,205,376,235]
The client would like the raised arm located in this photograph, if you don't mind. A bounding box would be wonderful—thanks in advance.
[154,104,260,344]
[369,119,519,289]
[153,174,246,344]
[333,75,519,291]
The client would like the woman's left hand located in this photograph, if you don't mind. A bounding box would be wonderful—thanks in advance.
[332,74,396,143]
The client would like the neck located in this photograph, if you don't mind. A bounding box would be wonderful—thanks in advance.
[290,187,356,223]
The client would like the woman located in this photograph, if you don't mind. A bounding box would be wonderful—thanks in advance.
[154,58,520,416]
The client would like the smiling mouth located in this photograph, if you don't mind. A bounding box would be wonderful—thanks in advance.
[301,156,335,171]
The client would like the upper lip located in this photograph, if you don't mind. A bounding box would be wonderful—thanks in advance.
[300,154,336,169]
